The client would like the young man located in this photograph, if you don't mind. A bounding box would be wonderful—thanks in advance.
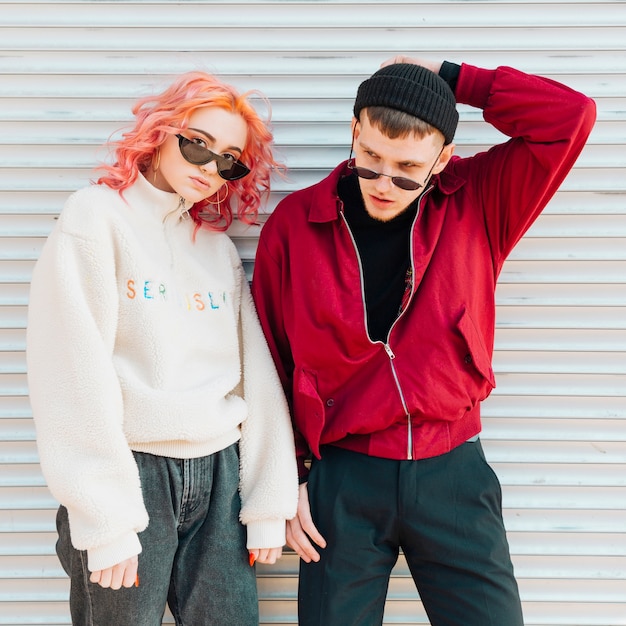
[251,57,596,625]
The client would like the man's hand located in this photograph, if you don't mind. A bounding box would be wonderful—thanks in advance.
[381,55,443,75]
[89,555,138,589]
[286,482,327,563]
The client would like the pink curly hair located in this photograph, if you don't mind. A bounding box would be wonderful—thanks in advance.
[96,71,283,231]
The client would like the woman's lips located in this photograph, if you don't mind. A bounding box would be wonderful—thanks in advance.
[190,176,211,191]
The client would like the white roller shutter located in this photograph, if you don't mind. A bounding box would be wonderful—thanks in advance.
[1,1,624,624]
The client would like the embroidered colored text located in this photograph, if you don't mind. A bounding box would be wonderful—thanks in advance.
[125,279,228,311]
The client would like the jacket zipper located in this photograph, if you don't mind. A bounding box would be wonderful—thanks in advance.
[163,196,189,223]
[339,184,433,460]
[163,196,189,268]
[382,341,413,459]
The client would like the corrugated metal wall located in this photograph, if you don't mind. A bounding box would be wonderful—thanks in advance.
[1,1,625,624]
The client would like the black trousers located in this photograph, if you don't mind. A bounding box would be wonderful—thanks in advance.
[299,440,524,626]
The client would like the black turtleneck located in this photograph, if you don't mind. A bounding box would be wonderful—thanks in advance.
[339,174,418,343]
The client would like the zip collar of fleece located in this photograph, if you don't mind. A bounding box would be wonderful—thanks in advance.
[121,173,193,222]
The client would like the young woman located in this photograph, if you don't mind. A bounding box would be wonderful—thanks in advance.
[26,71,298,626]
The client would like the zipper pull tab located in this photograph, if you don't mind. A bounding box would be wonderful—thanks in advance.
[384,343,395,359]
[178,197,190,220]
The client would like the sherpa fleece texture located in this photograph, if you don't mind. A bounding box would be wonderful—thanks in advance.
[27,174,298,571]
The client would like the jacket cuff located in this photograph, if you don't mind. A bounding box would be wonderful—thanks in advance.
[86,531,142,572]
[439,61,461,94]
[246,519,287,550]
[454,63,497,110]
[297,455,310,483]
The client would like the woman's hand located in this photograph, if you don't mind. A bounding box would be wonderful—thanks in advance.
[89,555,138,589]
[248,546,283,565]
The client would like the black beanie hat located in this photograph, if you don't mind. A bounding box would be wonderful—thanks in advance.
[353,63,459,145]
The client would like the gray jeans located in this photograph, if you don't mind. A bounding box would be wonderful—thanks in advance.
[56,444,258,626]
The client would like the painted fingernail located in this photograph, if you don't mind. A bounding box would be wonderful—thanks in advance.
[249,553,256,567]
[135,574,140,588]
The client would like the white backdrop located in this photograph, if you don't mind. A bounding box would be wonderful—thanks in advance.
[0,2,625,624]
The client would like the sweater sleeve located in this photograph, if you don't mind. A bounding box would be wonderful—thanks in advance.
[235,264,299,548]
[452,63,596,267]
[26,196,148,571]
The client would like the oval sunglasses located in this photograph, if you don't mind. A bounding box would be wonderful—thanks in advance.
[176,134,250,181]
[347,145,444,191]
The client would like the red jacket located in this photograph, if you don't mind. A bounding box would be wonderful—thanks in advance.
[252,63,596,479]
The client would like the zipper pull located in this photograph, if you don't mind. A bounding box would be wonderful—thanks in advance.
[178,196,190,220]
[384,343,395,359]
[163,196,189,223]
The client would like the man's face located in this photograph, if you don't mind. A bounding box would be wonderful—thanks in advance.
[351,114,453,221]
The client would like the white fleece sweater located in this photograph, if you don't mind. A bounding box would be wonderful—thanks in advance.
[27,174,298,571]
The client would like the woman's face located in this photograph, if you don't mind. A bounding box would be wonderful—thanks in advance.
[152,106,248,203]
